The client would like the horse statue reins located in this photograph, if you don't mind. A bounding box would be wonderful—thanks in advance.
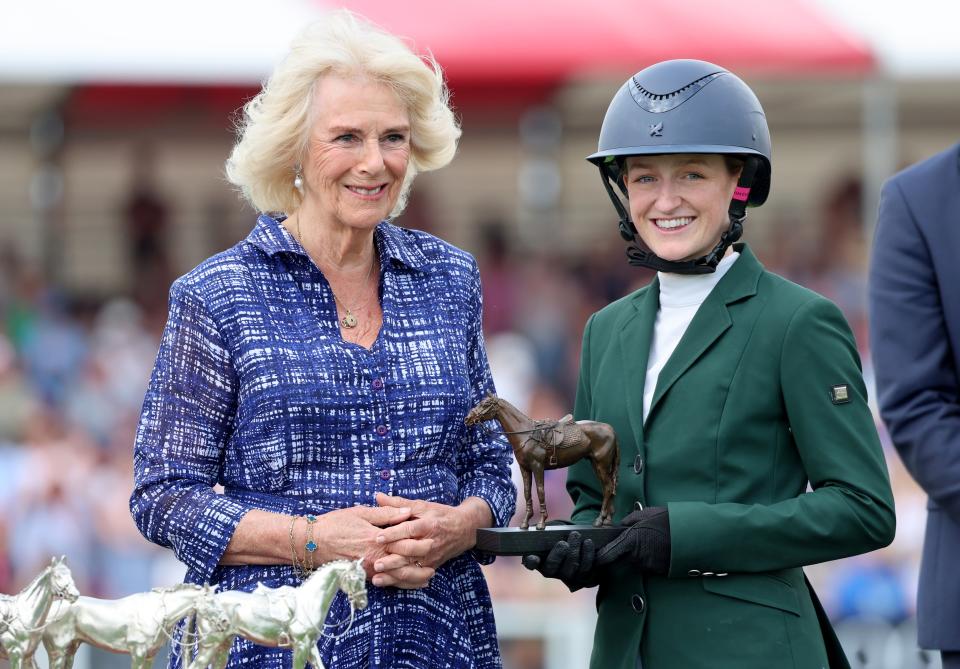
[473,397,585,466]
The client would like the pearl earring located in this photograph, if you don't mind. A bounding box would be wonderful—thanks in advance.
[293,166,303,191]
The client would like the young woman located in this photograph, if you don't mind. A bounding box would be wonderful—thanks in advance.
[525,59,895,669]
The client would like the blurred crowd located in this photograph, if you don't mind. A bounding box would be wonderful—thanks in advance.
[0,181,928,641]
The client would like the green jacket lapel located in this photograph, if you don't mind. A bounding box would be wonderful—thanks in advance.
[618,278,659,448]
[647,245,763,422]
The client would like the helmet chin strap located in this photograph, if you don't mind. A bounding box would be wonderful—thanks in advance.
[602,157,758,275]
[625,217,743,274]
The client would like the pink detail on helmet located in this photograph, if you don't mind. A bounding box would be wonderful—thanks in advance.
[733,186,751,202]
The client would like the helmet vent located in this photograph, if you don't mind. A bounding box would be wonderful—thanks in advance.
[629,72,725,113]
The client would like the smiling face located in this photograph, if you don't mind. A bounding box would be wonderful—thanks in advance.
[300,74,411,233]
[624,153,742,263]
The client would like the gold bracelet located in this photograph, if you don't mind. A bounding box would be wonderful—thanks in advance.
[288,514,302,579]
[304,514,318,575]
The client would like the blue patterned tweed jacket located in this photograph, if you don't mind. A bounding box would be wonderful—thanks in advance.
[131,215,516,668]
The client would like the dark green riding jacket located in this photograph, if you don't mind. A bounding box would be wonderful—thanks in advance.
[567,244,895,669]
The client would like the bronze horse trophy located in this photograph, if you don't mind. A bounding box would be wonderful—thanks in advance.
[465,393,619,531]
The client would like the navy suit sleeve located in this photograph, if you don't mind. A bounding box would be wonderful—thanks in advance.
[869,177,960,520]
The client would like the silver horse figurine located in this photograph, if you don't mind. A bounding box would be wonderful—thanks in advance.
[183,559,368,669]
[0,556,79,669]
[40,582,216,669]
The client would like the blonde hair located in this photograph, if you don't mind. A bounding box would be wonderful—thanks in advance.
[226,10,461,215]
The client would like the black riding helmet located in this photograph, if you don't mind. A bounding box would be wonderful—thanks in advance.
[587,59,772,274]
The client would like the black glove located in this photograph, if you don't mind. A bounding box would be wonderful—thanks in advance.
[522,530,600,592]
[595,506,671,574]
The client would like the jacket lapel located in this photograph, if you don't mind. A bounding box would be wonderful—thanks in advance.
[647,245,763,422]
[618,278,660,448]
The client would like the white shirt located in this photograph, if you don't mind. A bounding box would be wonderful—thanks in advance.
[642,252,740,422]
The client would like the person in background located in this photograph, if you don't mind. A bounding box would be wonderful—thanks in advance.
[869,143,960,669]
[130,11,515,668]
[524,59,895,668]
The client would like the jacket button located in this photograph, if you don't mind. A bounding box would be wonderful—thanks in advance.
[633,456,645,475]
[379,469,391,481]
[703,572,715,577]
[631,594,645,613]
[687,569,701,577]
[376,425,388,436]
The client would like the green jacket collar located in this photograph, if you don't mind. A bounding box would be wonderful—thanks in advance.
[618,243,763,440]
[628,243,762,315]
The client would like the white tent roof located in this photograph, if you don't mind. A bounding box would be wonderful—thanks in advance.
[3,0,960,84]
[813,0,960,77]
[0,0,317,84]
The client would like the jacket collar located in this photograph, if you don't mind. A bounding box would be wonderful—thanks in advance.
[245,214,432,273]
[648,242,761,421]
[626,243,761,315]
[618,243,763,439]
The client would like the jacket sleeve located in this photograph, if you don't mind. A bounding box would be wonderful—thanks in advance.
[568,313,604,524]
[667,297,896,575]
[869,178,960,521]
[130,278,251,583]
[456,260,517,534]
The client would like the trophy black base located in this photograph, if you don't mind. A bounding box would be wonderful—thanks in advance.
[476,525,624,556]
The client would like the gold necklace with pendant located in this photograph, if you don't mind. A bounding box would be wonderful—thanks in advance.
[295,213,375,330]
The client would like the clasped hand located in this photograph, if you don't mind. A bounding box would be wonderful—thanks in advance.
[315,493,488,590]
[371,492,490,588]
[313,502,434,590]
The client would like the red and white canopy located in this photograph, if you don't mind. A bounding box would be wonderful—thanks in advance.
[1,0,876,85]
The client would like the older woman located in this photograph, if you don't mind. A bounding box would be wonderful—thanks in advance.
[130,11,515,668]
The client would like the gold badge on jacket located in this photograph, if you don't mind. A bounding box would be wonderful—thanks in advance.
[830,384,850,404]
